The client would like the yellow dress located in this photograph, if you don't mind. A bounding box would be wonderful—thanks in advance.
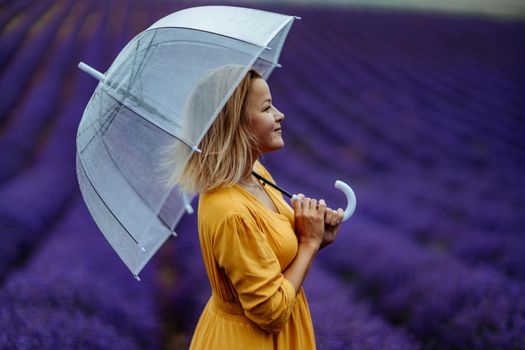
[189,161,316,350]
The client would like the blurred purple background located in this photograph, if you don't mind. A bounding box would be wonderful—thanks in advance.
[0,0,524,349]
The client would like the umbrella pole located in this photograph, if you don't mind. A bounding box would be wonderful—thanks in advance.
[252,171,293,198]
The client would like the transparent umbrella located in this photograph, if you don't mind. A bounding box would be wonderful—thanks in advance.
[76,6,356,280]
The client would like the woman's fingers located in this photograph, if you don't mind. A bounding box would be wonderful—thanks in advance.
[332,209,340,225]
[302,197,311,211]
[317,199,326,217]
[318,199,326,211]
[330,209,338,226]
[337,208,344,224]
[292,195,329,217]
[292,193,305,212]
[324,208,341,226]
[325,206,334,223]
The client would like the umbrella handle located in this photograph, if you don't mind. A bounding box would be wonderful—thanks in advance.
[290,180,356,222]
[334,180,356,222]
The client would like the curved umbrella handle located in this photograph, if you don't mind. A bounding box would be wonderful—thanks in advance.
[334,180,356,221]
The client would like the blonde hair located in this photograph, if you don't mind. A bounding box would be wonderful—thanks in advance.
[164,65,262,193]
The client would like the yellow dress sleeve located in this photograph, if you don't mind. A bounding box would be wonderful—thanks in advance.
[212,212,296,334]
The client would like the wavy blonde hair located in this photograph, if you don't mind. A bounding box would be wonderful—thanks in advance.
[164,65,262,193]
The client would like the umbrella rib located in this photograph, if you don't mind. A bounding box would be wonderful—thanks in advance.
[101,86,199,152]
[77,97,122,155]
[77,155,141,247]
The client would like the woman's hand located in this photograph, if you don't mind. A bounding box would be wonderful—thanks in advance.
[291,194,326,251]
[320,207,344,249]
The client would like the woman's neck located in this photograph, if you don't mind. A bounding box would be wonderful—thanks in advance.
[238,158,259,186]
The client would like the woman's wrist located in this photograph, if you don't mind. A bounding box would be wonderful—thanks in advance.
[298,240,320,254]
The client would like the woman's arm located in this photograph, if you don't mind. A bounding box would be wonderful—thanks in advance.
[212,213,299,334]
[283,241,319,293]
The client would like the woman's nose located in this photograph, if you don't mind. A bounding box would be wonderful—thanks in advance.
[274,107,285,121]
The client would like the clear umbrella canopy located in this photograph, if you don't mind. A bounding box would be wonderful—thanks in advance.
[76,6,298,279]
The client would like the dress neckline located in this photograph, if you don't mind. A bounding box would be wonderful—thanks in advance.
[233,183,286,219]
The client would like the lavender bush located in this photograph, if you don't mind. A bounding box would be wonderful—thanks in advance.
[320,219,525,349]
[0,199,160,349]
[0,1,48,68]
[305,265,419,350]
[0,0,111,280]
[0,0,87,183]
[0,0,74,122]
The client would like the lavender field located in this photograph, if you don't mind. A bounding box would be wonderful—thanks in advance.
[0,1,524,349]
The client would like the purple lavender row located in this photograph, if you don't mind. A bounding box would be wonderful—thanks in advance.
[0,1,49,69]
[0,0,75,123]
[0,0,33,33]
[305,264,419,350]
[0,2,90,184]
[0,198,160,349]
[303,8,524,131]
[381,17,525,125]
[275,58,523,186]
[284,16,525,163]
[0,1,112,280]
[319,218,525,349]
[359,184,525,281]
[282,10,525,162]
[346,42,525,159]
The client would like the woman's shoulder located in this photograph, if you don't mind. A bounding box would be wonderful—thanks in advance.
[197,159,275,228]
[198,187,254,225]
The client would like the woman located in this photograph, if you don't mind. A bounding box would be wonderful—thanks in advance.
[175,66,344,349]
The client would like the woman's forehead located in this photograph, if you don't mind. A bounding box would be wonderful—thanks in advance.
[250,78,271,103]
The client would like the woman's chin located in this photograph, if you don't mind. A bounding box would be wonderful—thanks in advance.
[261,141,285,154]
[269,142,285,152]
